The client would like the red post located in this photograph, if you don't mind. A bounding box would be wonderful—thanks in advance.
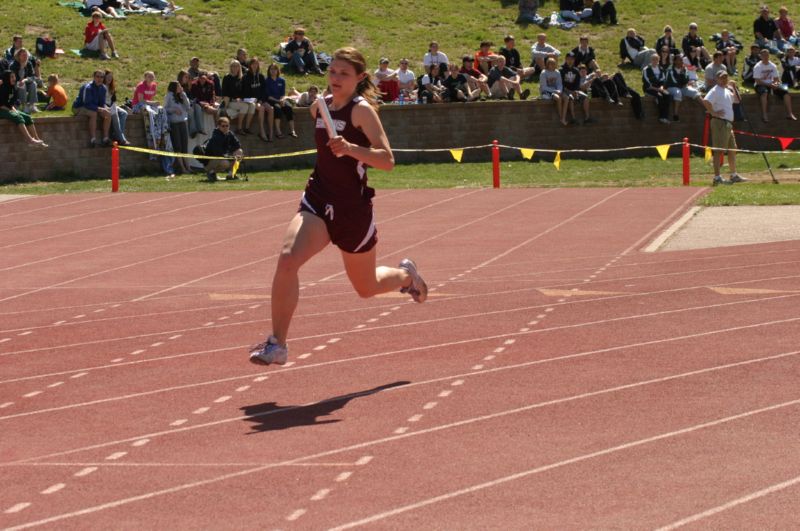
[702,114,710,147]
[492,139,500,188]
[682,137,690,186]
[111,141,120,193]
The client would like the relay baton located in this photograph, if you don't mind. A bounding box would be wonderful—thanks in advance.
[317,98,338,139]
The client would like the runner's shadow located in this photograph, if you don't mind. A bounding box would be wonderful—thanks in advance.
[241,381,410,433]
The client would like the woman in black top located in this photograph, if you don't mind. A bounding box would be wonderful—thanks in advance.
[642,53,672,123]
[242,58,274,142]
[221,60,255,135]
[0,70,47,146]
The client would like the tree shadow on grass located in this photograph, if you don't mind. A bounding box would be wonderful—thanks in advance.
[240,381,410,433]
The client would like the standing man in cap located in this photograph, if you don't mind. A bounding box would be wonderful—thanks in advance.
[702,71,746,186]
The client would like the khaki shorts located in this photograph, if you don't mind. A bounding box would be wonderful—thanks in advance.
[224,101,255,119]
[710,117,736,151]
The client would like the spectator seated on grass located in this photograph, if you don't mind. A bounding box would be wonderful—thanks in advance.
[539,57,566,125]
[285,27,323,76]
[459,56,490,100]
[9,48,42,114]
[103,69,130,145]
[200,117,242,182]
[443,62,479,102]
[45,74,68,111]
[83,11,118,60]
[72,69,112,147]
[221,60,256,136]
[532,33,560,75]
[131,70,158,113]
[561,52,594,124]
[572,34,599,72]
[264,63,296,138]
[374,57,400,102]
[242,58,274,142]
[665,54,699,122]
[517,0,548,27]
[560,0,592,22]
[85,0,123,19]
[782,46,799,88]
[474,41,499,76]
[5,35,24,62]
[0,70,47,147]
[655,26,680,56]
[753,48,797,121]
[487,56,529,100]
[396,58,417,101]
[419,63,446,103]
[754,5,782,54]
[423,41,449,76]
[682,22,711,67]
[777,6,798,45]
[703,51,728,93]
[189,70,219,136]
[619,28,655,69]
[741,43,762,85]
[715,30,743,75]
[642,52,672,124]
[500,35,535,81]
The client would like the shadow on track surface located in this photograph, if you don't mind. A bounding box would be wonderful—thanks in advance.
[240,381,410,433]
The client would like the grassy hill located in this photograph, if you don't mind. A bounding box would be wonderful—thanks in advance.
[1,0,777,103]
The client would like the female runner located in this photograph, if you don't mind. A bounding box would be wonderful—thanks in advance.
[250,47,427,365]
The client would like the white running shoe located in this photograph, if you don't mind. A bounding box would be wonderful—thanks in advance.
[399,258,428,303]
[249,335,288,365]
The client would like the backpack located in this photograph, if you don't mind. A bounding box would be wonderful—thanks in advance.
[36,37,56,59]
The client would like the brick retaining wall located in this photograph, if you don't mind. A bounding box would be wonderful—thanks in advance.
[0,94,795,183]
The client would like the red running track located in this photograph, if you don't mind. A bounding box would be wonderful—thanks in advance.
[2,188,800,529]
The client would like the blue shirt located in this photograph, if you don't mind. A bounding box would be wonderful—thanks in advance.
[76,81,107,112]
[264,76,286,101]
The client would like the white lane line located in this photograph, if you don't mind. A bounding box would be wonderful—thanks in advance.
[168,334,182,340]
[451,380,464,386]
[494,347,506,354]
[366,318,378,323]
[423,402,438,410]
[310,488,331,501]
[70,372,88,379]
[214,396,231,404]
[393,427,409,434]
[355,456,374,466]
[235,386,250,393]
[248,304,261,310]
[130,350,145,356]
[4,502,31,514]
[73,467,97,477]
[105,452,127,461]
[313,345,327,351]
[111,304,121,308]
[234,310,245,315]
[218,316,229,321]
[40,483,65,495]
[253,376,269,382]
[391,306,401,311]
[298,353,312,360]
[438,390,453,398]
[407,414,423,423]
[379,312,392,316]
[170,419,187,426]
[150,342,164,348]
[335,472,353,482]
[528,321,539,326]
[0,338,10,343]
[0,402,13,408]
[18,331,32,336]
[471,365,484,371]
[353,324,366,329]
[23,391,42,398]
[72,315,86,319]
[94,309,105,313]
[328,399,800,530]
[131,439,150,447]
[537,314,546,319]
[46,382,63,388]
[286,508,307,521]
[110,359,124,363]
[656,474,800,530]
[193,407,210,415]
[327,338,342,344]
[504,339,516,345]
[9,356,797,531]
[483,355,496,361]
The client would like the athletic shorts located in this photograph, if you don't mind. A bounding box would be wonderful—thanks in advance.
[0,108,32,125]
[755,84,788,97]
[298,190,377,254]
[710,117,737,151]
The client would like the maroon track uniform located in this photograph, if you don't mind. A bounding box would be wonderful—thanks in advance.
[300,95,378,253]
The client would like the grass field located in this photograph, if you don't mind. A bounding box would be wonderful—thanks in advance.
[1,0,791,101]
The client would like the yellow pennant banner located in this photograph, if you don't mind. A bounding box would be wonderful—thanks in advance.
[553,151,561,170]
[704,147,713,162]
[231,160,240,178]
[450,149,463,163]
[656,144,670,161]
[520,148,534,160]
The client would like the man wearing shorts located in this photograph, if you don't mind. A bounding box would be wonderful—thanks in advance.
[702,71,746,185]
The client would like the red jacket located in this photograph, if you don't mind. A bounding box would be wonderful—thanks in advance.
[84,21,106,44]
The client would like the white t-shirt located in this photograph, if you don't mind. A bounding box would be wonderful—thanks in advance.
[704,84,734,122]
[423,51,449,68]
[397,69,416,84]
[753,61,780,85]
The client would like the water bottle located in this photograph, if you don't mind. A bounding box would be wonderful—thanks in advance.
[399,92,404,105]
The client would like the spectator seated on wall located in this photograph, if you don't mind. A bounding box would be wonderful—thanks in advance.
[131,71,158,113]
[561,52,594,124]
[189,70,219,137]
[102,69,130,145]
[782,46,800,88]
[0,69,48,147]
[83,11,119,60]
[741,43,762,85]
[539,57,567,125]
[752,48,796,121]
[72,69,112,147]
[642,52,673,124]
[264,62,296,138]
[374,58,400,102]
[443,62,479,102]
[487,56,530,100]
[459,56,491,100]
[665,54,700,121]
[221,60,257,135]
[396,58,418,101]
[418,63,446,103]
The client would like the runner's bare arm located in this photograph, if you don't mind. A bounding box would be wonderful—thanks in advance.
[327,101,394,171]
